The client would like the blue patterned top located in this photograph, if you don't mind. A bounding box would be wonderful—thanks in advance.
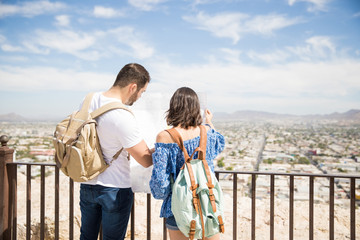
[149,128,225,218]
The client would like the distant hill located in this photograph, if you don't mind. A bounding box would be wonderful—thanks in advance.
[214,110,292,120]
[1,109,360,122]
[0,113,61,122]
[214,109,360,121]
[324,109,360,119]
[0,113,28,122]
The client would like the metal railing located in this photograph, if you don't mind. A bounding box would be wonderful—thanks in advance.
[1,140,359,240]
[215,170,359,240]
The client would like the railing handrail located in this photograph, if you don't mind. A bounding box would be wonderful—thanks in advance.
[8,161,360,178]
[215,169,360,178]
[7,162,56,166]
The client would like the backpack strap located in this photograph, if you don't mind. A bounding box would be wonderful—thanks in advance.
[82,94,133,164]
[82,93,95,110]
[166,128,190,161]
[198,125,207,160]
[218,215,225,233]
[90,101,133,119]
[197,199,206,240]
[111,147,124,162]
[62,93,95,143]
[77,92,96,119]
[166,127,208,162]
[198,125,217,212]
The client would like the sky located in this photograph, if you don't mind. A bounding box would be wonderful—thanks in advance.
[0,0,360,120]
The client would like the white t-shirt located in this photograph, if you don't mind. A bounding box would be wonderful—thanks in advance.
[81,92,142,188]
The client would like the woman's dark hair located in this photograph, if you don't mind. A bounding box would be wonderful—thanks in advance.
[113,63,150,89]
[166,87,203,129]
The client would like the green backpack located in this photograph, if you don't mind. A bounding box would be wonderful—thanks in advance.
[167,125,225,240]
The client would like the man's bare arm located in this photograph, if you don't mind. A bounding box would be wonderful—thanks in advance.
[126,140,153,168]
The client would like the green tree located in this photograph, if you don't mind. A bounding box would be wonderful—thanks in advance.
[264,159,273,164]
[317,143,327,149]
[337,168,347,173]
[297,157,310,165]
[217,159,225,168]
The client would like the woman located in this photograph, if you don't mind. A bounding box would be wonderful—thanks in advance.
[150,87,225,240]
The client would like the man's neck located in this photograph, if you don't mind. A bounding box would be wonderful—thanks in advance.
[103,86,127,103]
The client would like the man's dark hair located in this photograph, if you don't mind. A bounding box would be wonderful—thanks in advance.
[166,87,203,129]
[113,63,150,89]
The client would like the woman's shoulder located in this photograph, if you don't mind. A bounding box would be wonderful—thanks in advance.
[156,130,174,144]
[156,126,219,144]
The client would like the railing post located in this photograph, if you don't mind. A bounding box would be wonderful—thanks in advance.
[0,135,14,240]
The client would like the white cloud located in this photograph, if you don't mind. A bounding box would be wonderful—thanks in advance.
[288,0,331,12]
[183,12,301,44]
[247,50,290,63]
[0,1,66,18]
[244,14,301,35]
[0,35,6,44]
[0,56,28,62]
[148,58,360,114]
[219,48,242,64]
[93,6,126,18]
[1,56,359,115]
[22,41,50,55]
[193,0,214,4]
[1,44,23,52]
[287,36,336,60]
[19,27,154,60]
[353,12,360,18]
[106,27,155,59]
[0,65,113,92]
[246,36,336,64]
[0,35,23,52]
[55,15,70,27]
[19,29,100,59]
[306,36,335,53]
[33,30,96,54]
[183,12,247,44]
[190,0,222,7]
[128,0,167,11]
[128,41,155,59]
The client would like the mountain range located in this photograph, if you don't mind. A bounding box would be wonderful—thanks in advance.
[0,112,59,122]
[0,112,29,122]
[0,109,360,122]
[213,109,360,121]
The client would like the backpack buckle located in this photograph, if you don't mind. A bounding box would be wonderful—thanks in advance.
[218,216,225,233]
[189,220,196,240]
[209,193,215,201]
[190,184,199,191]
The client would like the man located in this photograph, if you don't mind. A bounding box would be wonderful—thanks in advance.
[80,63,153,240]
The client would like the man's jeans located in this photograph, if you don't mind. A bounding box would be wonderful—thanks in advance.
[80,184,134,240]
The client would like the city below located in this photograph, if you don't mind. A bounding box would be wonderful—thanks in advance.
[0,113,359,208]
